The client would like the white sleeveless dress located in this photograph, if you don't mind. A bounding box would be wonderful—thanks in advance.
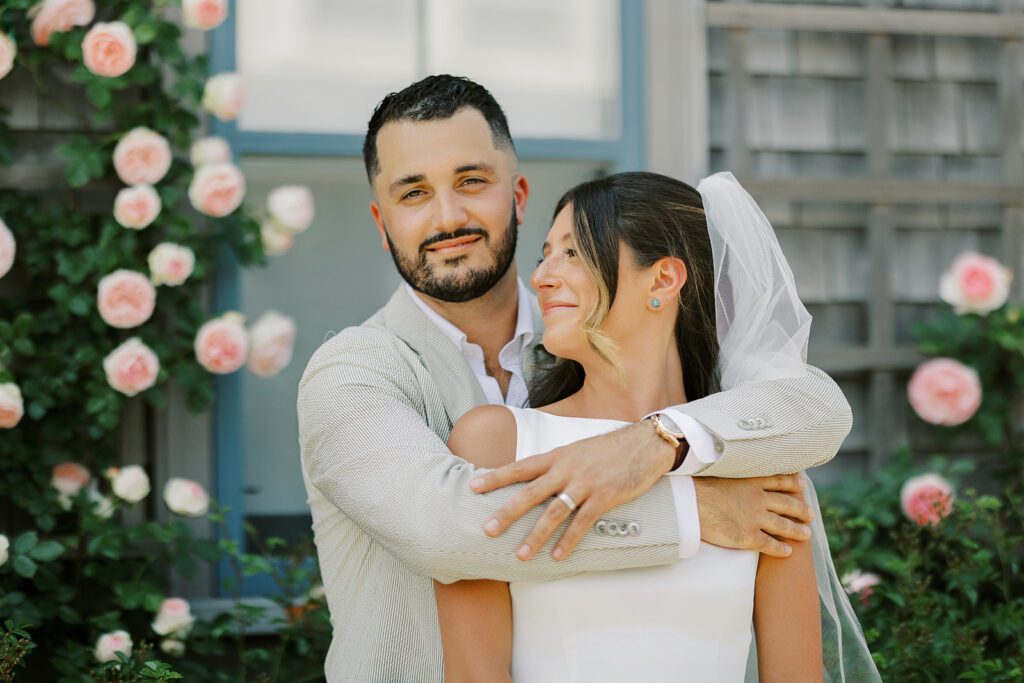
[506,407,759,683]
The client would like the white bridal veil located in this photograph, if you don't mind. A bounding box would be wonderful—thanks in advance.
[696,172,882,683]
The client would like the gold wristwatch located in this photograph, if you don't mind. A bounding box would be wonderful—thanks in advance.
[646,413,689,471]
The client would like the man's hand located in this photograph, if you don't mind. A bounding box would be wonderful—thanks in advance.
[469,421,675,562]
[694,475,813,558]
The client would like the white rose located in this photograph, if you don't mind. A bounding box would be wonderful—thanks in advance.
[0,33,16,81]
[109,465,150,504]
[152,597,196,637]
[163,478,209,517]
[260,219,294,256]
[202,72,244,121]
[160,638,186,656]
[95,629,132,663]
[0,534,9,567]
[189,136,231,167]
[247,311,296,377]
[147,243,195,287]
[267,185,314,233]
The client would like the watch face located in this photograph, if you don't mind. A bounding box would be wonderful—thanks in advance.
[657,413,685,439]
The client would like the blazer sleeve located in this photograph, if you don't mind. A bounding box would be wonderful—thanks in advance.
[297,326,680,584]
[667,365,852,479]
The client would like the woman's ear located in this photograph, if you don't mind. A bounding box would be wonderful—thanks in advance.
[649,257,688,305]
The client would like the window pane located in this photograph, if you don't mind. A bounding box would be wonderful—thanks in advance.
[237,156,609,521]
[236,0,621,140]
[237,0,419,134]
[425,0,621,140]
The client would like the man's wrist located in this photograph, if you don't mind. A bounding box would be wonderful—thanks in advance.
[637,419,680,475]
[645,414,689,472]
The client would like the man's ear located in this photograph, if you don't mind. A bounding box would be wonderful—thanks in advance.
[369,201,390,252]
[513,174,530,225]
[650,256,688,304]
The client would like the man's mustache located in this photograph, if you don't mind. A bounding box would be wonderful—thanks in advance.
[419,227,488,253]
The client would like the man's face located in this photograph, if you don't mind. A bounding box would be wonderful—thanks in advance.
[369,108,529,302]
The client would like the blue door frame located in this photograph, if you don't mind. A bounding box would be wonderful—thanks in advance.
[207,0,647,596]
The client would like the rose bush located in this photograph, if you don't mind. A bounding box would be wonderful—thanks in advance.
[818,250,1024,682]
[0,1,323,680]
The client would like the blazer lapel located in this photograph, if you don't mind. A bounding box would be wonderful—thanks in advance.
[380,287,486,423]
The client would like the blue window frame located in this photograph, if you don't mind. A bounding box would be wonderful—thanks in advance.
[207,0,647,596]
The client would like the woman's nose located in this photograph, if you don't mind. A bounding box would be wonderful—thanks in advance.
[530,259,558,291]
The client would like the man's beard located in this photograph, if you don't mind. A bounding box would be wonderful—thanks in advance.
[385,204,518,303]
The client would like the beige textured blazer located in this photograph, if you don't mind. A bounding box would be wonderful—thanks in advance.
[297,286,852,682]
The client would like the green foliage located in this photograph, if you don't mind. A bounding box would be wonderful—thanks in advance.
[819,274,1024,681]
[0,2,324,681]
[821,453,1024,682]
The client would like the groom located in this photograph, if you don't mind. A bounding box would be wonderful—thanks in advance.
[297,75,852,682]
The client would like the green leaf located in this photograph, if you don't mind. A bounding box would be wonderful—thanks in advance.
[135,23,159,44]
[14,531,38,555]
[13,556,36,579]
[85,80,113,109]
[28,540,65,562]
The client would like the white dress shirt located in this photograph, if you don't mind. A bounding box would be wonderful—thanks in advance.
[406,279,724,559]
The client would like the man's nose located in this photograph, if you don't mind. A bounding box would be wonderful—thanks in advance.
[433,189,470,232]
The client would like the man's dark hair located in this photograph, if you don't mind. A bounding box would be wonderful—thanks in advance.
[362,74,516,182]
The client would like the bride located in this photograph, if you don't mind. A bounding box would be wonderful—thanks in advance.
[433,171,879,682]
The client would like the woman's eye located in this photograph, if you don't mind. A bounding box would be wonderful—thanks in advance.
[536,257,545,266]
[565,248,577,258]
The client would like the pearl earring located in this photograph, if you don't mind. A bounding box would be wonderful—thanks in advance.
[651,298,661,309]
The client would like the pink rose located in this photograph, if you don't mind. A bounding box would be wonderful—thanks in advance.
[152,597,195,637]
[94,629,132,663]
[267,185,315,233]
[113,185,161,230]
[147,243,195,287]
[188,162,245,217]
[29,0,95,47]
[247,311,296,377]
[841,570,881,605]
[907,358,982,426]
[0,33,16,81]
[82,21,136,78]
[900,473,955,526]
[97,269,156,329]
[0,218,16,280]
[260,219,294,256]
[189,136,231,167]
[51,461,90,497]
[202,72,244,121]
[0,382,23,429]
[939,252,1012,316]
[103,337,160,396]
[182,0,227,31]
[113,127,172,186]
[194,312,249,374]
[163,478,209,516]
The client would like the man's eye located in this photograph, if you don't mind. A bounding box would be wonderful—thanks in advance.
[402,189,424,200]
[461,177,485,186]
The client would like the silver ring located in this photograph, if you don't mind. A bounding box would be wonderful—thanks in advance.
[556,492,577,513]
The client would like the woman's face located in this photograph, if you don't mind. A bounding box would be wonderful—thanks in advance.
[531,204,657,363]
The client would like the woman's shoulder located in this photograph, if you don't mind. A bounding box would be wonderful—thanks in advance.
[447,405,519,469]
